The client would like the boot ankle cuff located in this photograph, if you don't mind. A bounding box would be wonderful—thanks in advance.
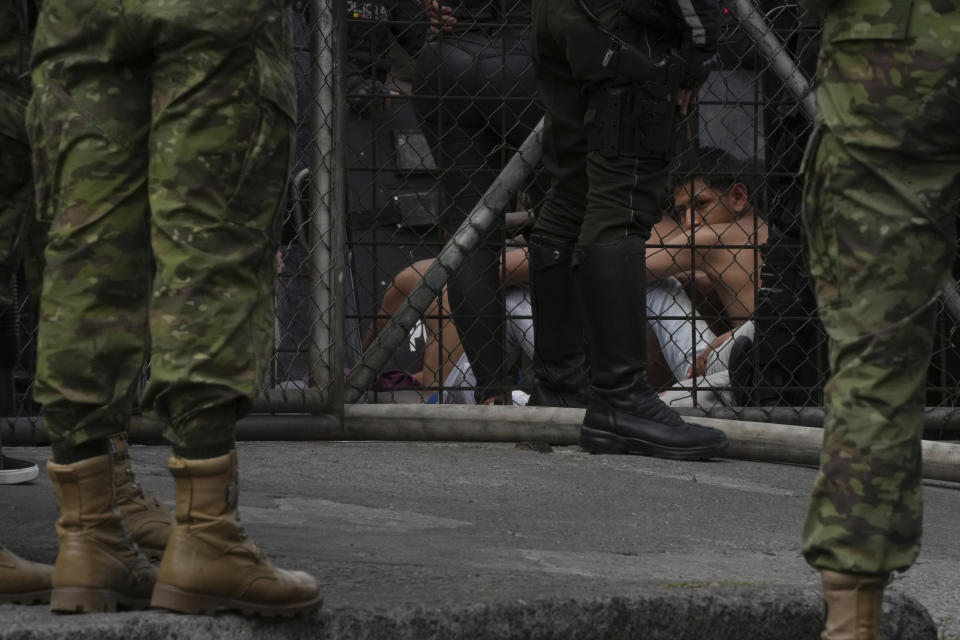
[172,440,236,460]
[51,438,111,464]
[821,570,889,589]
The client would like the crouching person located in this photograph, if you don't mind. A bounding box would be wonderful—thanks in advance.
[27,0,321,616]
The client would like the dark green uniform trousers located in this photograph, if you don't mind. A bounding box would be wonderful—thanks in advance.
[27,0,296,459]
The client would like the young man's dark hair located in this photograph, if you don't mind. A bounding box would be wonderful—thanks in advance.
[671,146,763,202]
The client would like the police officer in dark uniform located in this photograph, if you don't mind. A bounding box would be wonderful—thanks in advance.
[530,0,728,459]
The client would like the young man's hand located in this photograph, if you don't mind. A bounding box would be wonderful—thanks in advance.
[687,330,732,379]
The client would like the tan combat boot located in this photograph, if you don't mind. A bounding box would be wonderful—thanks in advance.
[150,451,322,616]
[0,547,53,604]
[821,570,887,640]
[110,435,171,560]
[47,454,156,612]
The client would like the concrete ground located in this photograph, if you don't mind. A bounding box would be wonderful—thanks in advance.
[1,441,956,639]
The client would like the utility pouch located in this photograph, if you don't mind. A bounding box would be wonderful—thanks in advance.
[586,44,684,159]
[586,60,680,160]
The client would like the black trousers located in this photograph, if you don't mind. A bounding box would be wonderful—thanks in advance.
[532,0,674,244]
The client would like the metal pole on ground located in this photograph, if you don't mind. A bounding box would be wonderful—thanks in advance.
[5,408,960,483]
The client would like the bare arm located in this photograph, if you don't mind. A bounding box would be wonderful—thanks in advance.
[645,226,724,282]
[361,258,438,350]
[362,248,531,351]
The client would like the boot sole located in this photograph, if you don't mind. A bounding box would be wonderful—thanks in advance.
[580,427,728,460]
[0,465,40,484]
[150,583,323,617]
[0,589,50,605]
[50,587,151,613]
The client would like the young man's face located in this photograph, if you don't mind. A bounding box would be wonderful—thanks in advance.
[672,178,749,230]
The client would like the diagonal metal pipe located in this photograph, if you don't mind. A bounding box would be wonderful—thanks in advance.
[727,0,817,120]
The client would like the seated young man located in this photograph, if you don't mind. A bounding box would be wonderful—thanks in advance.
[646,147,767,408]
[363,242,717,404]
[359,154,769,404]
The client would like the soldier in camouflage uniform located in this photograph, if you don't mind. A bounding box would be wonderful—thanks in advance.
[801,0,960,636]
[27,0,321,615]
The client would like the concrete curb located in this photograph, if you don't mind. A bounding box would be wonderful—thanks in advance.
[6,407,960,481]
[0,587,937,640]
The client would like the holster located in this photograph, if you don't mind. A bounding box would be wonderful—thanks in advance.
[585,49,683,160]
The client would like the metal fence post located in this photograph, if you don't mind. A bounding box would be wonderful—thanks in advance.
[309,0,345,418]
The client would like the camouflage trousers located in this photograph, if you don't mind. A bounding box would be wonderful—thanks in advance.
[801,0,960,574]
[27,0,295,455]
[0,1,34,313]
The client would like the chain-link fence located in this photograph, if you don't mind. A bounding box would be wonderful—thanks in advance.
[325,0,960,437]
[3,0,960,442]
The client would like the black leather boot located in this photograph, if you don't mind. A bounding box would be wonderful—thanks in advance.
[575,237,728,460]
[528,233,589,408]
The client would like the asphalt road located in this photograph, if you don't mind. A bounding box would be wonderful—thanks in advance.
[1,441,955,638]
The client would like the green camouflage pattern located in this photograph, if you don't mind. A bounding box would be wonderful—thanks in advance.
[0,1,33,312]
[0,1,31,142]
[27,0,295,453]
[801,0,960,574]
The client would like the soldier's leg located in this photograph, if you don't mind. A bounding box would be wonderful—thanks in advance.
[802,0,960,580]
[802,131,957,572]
[142,6,297,456]
[0,12,48,402]
[143,4,320,616]
[802,128,956,640]
[0,0,31,302]
[0,133,30,315]
[28,2,154,458]
[28,0,157,613]
[0,124,32,420]
[0,4,35,417]
[802,4,960,635]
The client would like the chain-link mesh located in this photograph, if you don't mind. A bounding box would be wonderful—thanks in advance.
[321,0,960,439]
[3,0,960,442]
[272,0,345,415]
